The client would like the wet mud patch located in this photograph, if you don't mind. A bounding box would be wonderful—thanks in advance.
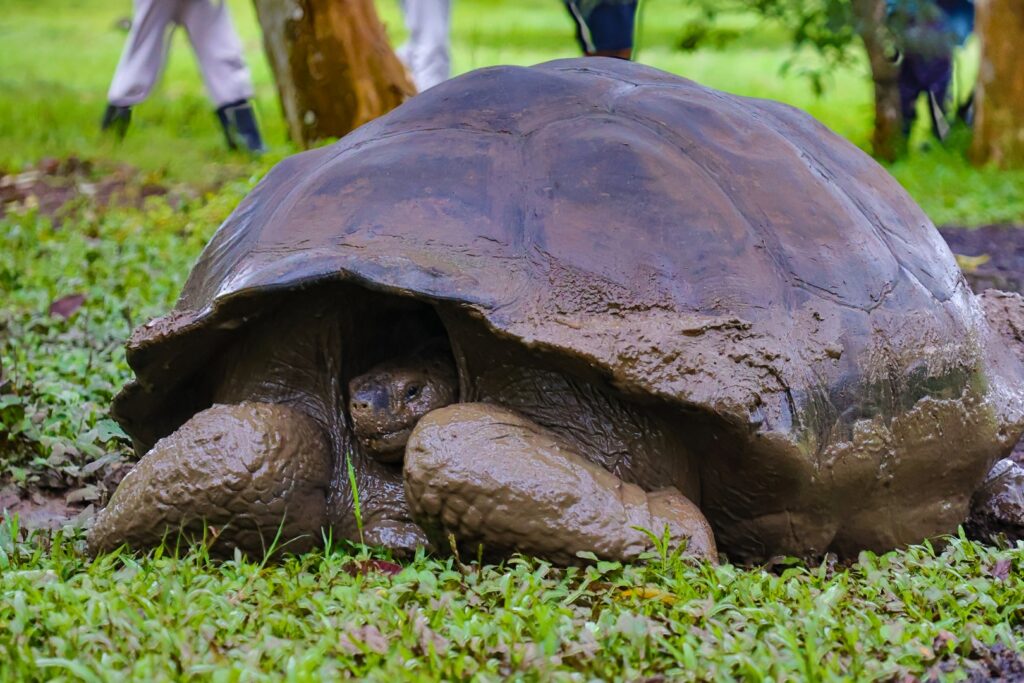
[925,639,1024,682]
[0,484,90,531]
[0,156,184,223]
[0,464,130,532]
[940,224,1024,295]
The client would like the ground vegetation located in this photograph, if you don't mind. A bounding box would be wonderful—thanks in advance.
[1,1,1022,678]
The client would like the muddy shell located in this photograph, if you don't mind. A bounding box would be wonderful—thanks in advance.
[112,58,1024,562]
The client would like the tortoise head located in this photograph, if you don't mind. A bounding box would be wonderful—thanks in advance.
[348,343,458,463]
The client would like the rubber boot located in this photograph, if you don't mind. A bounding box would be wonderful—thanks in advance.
[101,104,132,139]
[216,99,266,154]
[957,93,975,127]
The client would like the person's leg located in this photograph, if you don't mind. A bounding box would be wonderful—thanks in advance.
[566,1,637,60]
[179,0,255,108]
[898,56,923,137]
[924,54,954,139]
[956,90,975,126]
[104,0,178,134]
[584,2,638,59]
[565,1,597,55]
[396,0,414,68]
[179,0,263,152]
[400,0,452,91]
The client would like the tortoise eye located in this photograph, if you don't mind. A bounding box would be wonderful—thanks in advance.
[405,385,421,400]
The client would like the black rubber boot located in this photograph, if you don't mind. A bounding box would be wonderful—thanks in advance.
[101,104,132,139]
[957,93,975,127]
[216,100,266,154]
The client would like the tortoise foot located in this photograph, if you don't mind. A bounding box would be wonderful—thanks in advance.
[360,518,432,558]
[404,403,717,565]
[966,458,1024,544]
[87,402,332,557]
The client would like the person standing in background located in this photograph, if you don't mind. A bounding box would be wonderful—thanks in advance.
[565,0,639,60]
[397,0,452,91]
[102,0,265,153]
[888,0,974,140]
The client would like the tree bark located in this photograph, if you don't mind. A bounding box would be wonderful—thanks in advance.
[971,0,1024,168]
[252,0,415,148]
[852,0,904,162]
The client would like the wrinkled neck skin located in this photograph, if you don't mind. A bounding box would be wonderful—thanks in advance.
[348,341,458,463]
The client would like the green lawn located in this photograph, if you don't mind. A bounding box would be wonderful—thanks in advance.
[2,524,1022,681]
[2,0,1024,680]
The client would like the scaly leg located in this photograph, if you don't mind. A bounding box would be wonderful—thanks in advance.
[88,402,331,557]
[403,403,716,565]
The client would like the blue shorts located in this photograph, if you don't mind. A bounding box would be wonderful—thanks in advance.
[566,1,638,54]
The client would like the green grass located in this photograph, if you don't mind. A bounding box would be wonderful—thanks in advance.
[2,522,1022,681]
[1,181,254,489]
[2,1,1024,679]
[889,133,1024,226]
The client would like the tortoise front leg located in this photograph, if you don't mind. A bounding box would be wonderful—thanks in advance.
[403,403,717,565]
[966,458,1024,543]
[87,402,332,557]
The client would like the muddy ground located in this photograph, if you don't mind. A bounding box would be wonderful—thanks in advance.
[0,156,191,224]
[940,225,1024,296]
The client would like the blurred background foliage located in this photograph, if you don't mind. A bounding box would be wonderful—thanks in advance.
[0,0,1020,224]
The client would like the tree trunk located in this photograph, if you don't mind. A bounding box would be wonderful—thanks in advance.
[971,0,1024,168]
[853,0,904,162]
[252,0,415,148]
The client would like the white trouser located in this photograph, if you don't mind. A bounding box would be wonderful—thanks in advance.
[107,0,254,108]
[397,0,452,91]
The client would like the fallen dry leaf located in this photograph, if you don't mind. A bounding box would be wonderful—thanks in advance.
[66,485,100,504]
[619,586,678,605]
[989,558,1012,581]
[338,624,389,655]
[954,253,991,273]
[343,559,403,577]
[49,293,85,319]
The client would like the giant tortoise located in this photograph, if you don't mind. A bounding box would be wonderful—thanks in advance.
[88,58,1024,564]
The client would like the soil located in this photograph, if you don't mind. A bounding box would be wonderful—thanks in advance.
[0,484,90,531]
[0,156,177,224]
[939,225,1024,296]
[927,638,1024,682]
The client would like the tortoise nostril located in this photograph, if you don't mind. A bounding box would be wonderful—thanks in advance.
[351,386,387,413]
